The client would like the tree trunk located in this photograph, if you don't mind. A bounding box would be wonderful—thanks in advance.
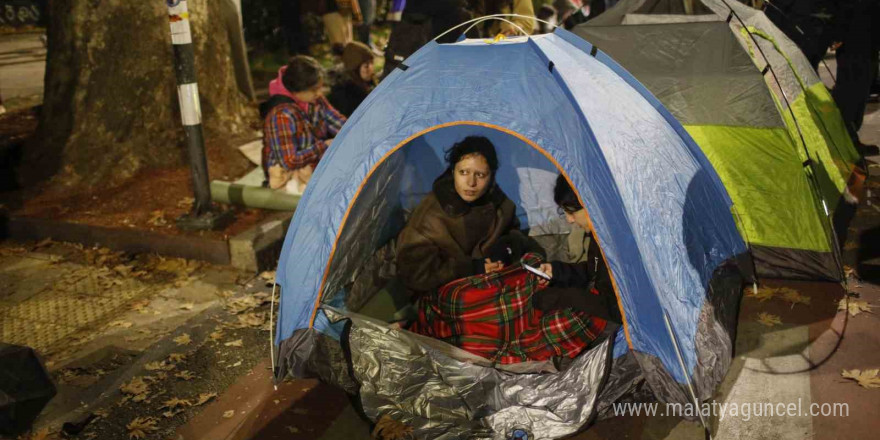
[23,0,254,188]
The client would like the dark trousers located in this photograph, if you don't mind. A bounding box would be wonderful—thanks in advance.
[832,0,880,137]
[280,0,309,55]
[356,0,375,45]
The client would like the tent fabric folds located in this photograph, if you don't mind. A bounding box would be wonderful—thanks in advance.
[274,28,747,438]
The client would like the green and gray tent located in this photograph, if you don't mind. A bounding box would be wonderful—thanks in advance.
[574,0,864,281]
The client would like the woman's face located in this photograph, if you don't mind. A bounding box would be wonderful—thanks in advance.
[453,153,492,202]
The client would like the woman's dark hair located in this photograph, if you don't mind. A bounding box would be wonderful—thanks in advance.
[444,136,499,172]
[554,174,582,213]
[282,55,325,93]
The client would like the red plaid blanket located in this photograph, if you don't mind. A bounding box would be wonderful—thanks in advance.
[409,253,607,364]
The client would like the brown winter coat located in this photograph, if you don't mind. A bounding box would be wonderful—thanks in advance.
[396,172,519,295]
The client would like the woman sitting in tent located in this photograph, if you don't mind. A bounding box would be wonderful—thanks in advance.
[395,135,532,296]
[398,137,610,364]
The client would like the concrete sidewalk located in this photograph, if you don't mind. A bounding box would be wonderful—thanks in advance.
[0,31,45,110]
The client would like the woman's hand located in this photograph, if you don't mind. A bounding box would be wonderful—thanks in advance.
[539,263,553,279]
[484,259,504,273]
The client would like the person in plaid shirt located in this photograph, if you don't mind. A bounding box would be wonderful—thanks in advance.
[262,56,346,193]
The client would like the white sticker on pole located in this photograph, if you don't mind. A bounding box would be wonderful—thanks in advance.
[177,83,202,126]
[167,0,193,45]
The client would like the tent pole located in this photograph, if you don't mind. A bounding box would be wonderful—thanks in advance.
[663,310,712,439]
[269,281,279,389]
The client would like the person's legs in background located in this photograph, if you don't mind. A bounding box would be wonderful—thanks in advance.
[356,0,376,48]
[322,0,354,55]
[832,0,879,155]
[280,0,309,55]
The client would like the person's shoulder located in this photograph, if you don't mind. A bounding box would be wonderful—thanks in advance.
[408,193,447,224]
[265,100,300,119]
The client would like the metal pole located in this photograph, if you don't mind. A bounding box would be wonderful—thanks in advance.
[166,0,232,230]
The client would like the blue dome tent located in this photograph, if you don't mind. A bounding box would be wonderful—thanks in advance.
[272,26,748,439]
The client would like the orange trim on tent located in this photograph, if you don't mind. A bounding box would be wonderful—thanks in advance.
[307,121,634,350]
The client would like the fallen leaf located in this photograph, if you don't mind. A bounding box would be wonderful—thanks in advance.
[107,320,133,329]
[161,397,192,410]
[841,369,880,389]
[228,361,242,368]
[209,330,224,342]
[175,370,196,381]
[168,353,187,363]
[193,392,217,406]
[120,377,149,396]
[224,339,243,347]
[173,334,192,346]
[162,408,184,418]
[225,297,260,314]
[750,287,777,302]
[126,417,158,439]
[148,210,168,227]
[780,290,811,307]
[838,298,874,317]
[371,414,413,440]
[757,312,782,327]
[222,410,235,419]
[237,313,264,328]
[180,302,195,310]
[145,361,175,371]
[286,426,300,433]
[177,197,195,209]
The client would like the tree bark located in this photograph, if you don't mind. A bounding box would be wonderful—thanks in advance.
[24,0,254,188]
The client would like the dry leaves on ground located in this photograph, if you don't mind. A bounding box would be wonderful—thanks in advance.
[148,210,168,227]
[236,312,265,328]
[750,286,808,307]
[371,414,414,440]
[223,410,235,419]
[163,408,185,418]
[180,302,195,310]
[841,369,880,389]
[145,361,176,371]
[209,330,224,342]
[167,353,187,363]
[780,289,811,308]
[175,370,196,381]
[119,376,150,402]
[757,312,782,327]
[224,339,243,348]
[126,417,158,439]
[173,334,192,346]
[108,320,133,329]
[838,298,874,317]
[161,397,192,410]
[193,392,217,406]
[177,197,195,209]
